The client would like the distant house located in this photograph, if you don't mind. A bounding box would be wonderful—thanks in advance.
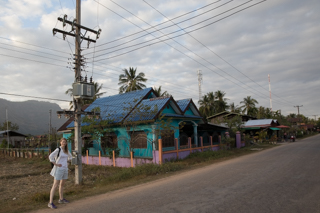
[242,119,283,139]
[60,88,228,159]
[207,111,256,127]
[0,130,27,148]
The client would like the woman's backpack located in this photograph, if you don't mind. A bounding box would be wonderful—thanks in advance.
[50,148,61,168]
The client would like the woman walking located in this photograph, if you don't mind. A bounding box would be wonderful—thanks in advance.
[48,138,72,209]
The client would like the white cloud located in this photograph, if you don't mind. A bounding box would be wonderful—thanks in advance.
[0,0,319,118]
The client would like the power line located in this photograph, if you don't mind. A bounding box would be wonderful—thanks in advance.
[0,92,70,102]
[88,1,266,62]
[86,0,233,56]
[86,0,245,58]
[86,0,223,51]
[84,0,296,108]
[0,53,68,68]
[142,0,297,108]
[0,42,67,59]
[0,36,70,55]
[85,0,295,107]
[0,46,68,63]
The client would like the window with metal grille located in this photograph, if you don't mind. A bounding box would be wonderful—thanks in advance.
[161,130,175,147]
[131,131,147,149]
[101,133,118,148]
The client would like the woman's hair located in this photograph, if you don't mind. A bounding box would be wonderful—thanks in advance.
[60,138,68,153]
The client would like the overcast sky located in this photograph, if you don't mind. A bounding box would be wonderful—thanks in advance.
[0,0,319,119]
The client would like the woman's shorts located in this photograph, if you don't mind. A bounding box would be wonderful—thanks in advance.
[54,167,68,180]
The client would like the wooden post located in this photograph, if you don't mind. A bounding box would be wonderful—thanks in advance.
[130,151,133,167]
[200,136,203,152]
[99,151,101,165]
[175,138,179,159]
[158,139,162,165]
[188,137,192,154]
[210,136,213,147]
[113,150,115,167]
[86,150,89,165]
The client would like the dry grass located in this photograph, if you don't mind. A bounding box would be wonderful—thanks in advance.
[0,144,277,213]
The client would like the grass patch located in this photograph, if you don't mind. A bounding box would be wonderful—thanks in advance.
[0,144,277,213]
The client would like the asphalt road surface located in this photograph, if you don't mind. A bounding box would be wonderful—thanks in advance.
[35,134,320,213]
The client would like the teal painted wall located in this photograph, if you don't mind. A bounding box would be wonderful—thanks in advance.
[162,103,176,114]
[184,107,194,115]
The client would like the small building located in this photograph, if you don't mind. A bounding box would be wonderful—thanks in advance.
[0,130,27,148]
[59,88,228,163]
[207,111,256,126]
[242,119,282,140]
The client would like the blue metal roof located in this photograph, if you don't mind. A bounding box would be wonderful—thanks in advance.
[124,97,171,122]
[176,99,191,112]
[244,119,274,126]
[67,88,153,128]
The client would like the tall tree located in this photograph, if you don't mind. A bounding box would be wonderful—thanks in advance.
[0,121,19,131]
[240,96,259,116]
[153,86,170,97]
[229,102,241,113]
[214,90,229,113]
[118,67,147,94]
[65,82,106,109]
[198,92,215,118]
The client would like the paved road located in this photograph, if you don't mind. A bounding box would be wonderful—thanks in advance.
[35,134,320,213]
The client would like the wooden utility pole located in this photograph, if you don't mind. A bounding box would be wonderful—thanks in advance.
[53,0,101,184]
[294,105,303,116]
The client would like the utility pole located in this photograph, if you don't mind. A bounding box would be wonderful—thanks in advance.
[53,0,101,185]
[312,115,318,120]
[294,105,303,116]
[197,70,202,101]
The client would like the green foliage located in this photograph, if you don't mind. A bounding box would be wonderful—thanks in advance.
[118,67,147,94]
[224,115,243,137]
[105,147,121,158]
[256,131,268,143]
[0,121,19,131]
[153,86,171,97]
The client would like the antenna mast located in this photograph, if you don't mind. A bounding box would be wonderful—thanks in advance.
[268,74,272,111]
[197,70,202,101]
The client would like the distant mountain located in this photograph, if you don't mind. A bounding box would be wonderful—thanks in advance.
[0,98,65,135]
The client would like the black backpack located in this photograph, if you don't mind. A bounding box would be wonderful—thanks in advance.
[50,147,61,168]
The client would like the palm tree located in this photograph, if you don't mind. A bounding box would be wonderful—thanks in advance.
[65,82,106,109]
[240,96,259,115]
[153,86,170,97]
[214,90,229,113]
[198,92,215,118]
[118,67,147,94]
[229,102,241,113]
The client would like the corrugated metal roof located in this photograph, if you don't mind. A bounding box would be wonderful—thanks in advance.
[67,88,153,128]
[125,97,171,122]
[244,119,274,126]
[176,99,191,112]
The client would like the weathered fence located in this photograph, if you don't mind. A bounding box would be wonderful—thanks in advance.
[0,148,50,158]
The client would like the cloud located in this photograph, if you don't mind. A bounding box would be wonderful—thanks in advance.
[0,0,319,118]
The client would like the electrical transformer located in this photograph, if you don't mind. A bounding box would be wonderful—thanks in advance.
[72,82,95,99]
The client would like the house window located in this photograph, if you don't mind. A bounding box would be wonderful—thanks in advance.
[212,132,219,144]
[101,133,118,148]
[131,131,147,149]
[167,105,169,109]
[179,132,189,146]
[161,130,175,147]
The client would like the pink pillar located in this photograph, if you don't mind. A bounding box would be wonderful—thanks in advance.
[236,131,241,149]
